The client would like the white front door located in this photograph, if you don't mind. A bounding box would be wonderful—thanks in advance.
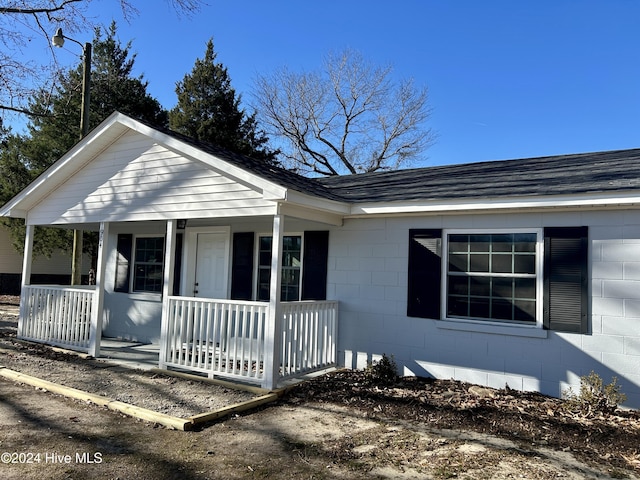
[192,231,229,298]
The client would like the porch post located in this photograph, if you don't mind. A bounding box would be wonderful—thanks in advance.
[18,223,35,336]
[262,214,284,390]
[89,222,109,357]
[159,219,177,369]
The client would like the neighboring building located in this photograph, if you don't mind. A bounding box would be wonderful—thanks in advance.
[0,224,90,294]
[1,112,640,405]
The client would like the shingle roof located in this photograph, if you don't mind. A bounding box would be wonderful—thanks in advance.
[315,148,640,203]
[150,116,640,205]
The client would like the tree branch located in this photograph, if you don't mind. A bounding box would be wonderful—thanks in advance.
[0,0,82,15]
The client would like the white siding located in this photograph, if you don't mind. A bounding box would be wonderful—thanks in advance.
[0,224,88,276]
[27,131,275,226]
[329,209,640,408]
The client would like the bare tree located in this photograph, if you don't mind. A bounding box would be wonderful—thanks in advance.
[253,49,435,176]
[0,0,203,124]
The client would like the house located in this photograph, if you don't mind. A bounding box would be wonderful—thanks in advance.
[2,112,640,406]
[0,225,91,294]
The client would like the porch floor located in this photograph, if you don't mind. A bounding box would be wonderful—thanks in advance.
[98,338,160,370]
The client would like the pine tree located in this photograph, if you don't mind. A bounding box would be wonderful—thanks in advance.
[169,39,278,163]
[0,22,168,257]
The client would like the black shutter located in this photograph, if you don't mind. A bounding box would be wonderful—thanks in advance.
[544,227,588,333]
[172,233,183,296]
[231,232,254,300]
[301,231,329,300]
[407,229,442,319]
[114,234,132,293]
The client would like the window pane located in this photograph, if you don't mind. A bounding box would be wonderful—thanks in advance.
[469,234,490,252]
[514,254,535,274]
[469,277,490,296]
[493,277,513,298]
[469,297,490,319]
[492,254,512,273]
[469,254,489,272]
[514,299,536,322]
[492,298,513,320]
[448,297,468,317]
[448,276,468,296]
[449,253,468,272]
[258,268,270,301]
[491,234,513,252]
[514,278,536,299]
[514,233,537,252]
[448,235,468,253]
[260,236,272,250]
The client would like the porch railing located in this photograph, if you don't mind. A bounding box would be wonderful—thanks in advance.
[280,301,338,379]
[162,297,338,385]
[17,289,338,387]
[163,297,268,383]
[19,285,94,351]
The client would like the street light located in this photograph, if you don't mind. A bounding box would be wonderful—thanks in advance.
[52,28,91,139]
[52,28,92,285]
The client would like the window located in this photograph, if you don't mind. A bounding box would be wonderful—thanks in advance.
[257,235,302,301]
[407,227,588,333]
[445,231,540,324]
[231,230,328,302]
[132,236,165,293]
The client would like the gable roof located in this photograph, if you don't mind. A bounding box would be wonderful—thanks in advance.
[0,112,347,221]
[2,110,639,222]
[142,119,345,202]
[317,148,640,203]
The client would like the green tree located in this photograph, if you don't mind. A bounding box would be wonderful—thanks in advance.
[169,39,278,163]
[0,0,204,121]
[0,23,168,258]
[26,22,167,172]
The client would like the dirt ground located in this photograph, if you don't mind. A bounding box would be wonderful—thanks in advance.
[1,295,640,479]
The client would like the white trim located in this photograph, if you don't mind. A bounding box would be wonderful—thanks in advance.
[18,224,34,336]
[440,228,544,329]
[348,192,640,217]
[89,222,109,357]
[436,319,548,338]
[159,219,177,369]
[263,214,284,389]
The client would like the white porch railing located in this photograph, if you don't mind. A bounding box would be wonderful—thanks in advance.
[163,297,268,383]
[162,297,338,385]
[280,301,338,379]
[19,285,94,351]
[17,289,338,387]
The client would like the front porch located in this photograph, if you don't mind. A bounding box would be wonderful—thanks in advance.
[18,284,338,389]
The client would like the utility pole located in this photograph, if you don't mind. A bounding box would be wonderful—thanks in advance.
[52,29,91,285]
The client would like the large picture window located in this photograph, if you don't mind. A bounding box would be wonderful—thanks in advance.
[133,236,165,293]
[445,231,541,324]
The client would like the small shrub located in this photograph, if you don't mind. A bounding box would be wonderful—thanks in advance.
[364,354,398,386]
[563,371,627,416]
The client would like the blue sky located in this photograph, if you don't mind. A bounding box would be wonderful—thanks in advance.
[22,1,640,167]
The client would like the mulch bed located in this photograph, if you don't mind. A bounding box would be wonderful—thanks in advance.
[286,370,640,475]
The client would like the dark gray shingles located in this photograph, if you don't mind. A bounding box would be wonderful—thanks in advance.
[316,149,640,203]
[151,115,640,205]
